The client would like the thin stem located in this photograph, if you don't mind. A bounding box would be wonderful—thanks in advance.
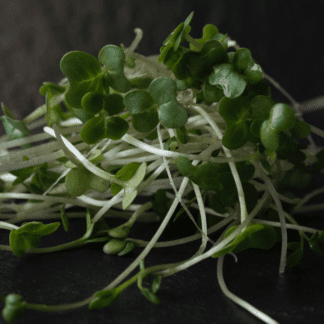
[154,190,271,277]
[44,126,126,187]
[310,124,324,139]
[103,174,192,290]
[156,123,213,244]
[291,186,324,213]
[252,161,287,274]
[0,221,19,231]
[125,28,143,54]
[185,33,203,51]
[217,255,279,324]
[292,203,324,214]
[126,214,235,248]
[189,104,248,224]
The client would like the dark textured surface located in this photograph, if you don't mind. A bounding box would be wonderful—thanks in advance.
[1,1,324,323]
[1,200,324,324]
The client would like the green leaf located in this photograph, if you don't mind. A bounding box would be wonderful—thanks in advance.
[183,40,229,81]
[103,238,127,255]
[9,222,60,258]
[10,156,36,186]
[118,241,137,256]
[102,93,125,116]
[203,81,224,103]
[260,103,296,151]
[163,47,190,80]
[39,82,66,96]
[209,63,247,98]
[194,163,224,191]
[222,121,249,150]
[151,275,162,294]
[65,164,109,196]
[159,12,194,63]
[123,162,147,189]
[0,103,32,149]
[80,114,106,144]
[60,51,105,108]
[98,45,125,75]
[149,77,177,105]
[158,99,188,129]
[176,125,189,144]
[60,51,102,82]
[2,294,26,324]
[105,116,129,140]
[189,23,219,50]
[45,90,63,127]
[164,136,177,151]
[307,231,324,256]
[81,91,106,115]
[140,288,160,304]
[60,205,69,232]
[131,107,159,133]
[174,155,198,178]
[124,90,156,115]
[250,95,275,121]
[89,288,120,310]
[151,189,172,220]
[211,224,266,258]
[9,229,41,258]
[286,242,303,267]
[218,96,251,149]
[290,118,311,139]
[98,45,131,93]
[233,48,254,72]
[111,162,140,196]
[16,221,60,236]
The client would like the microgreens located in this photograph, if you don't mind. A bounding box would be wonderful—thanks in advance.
[0,11,323,324]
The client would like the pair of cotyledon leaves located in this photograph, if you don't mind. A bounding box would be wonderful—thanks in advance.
[123,77,188,130]
[89,262,162,310]
[60,45,131,145]
[9,221,61,258]
[217,94,311,151]
[208,48,263,99]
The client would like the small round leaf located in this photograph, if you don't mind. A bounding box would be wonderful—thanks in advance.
[105,116,129,140]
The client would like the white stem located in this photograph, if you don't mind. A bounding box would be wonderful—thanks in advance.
[217,255,280,324]
[0,221,19,231]
[252,161,287,274]
[189,105,248,224]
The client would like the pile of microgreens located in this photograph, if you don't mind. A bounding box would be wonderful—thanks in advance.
[1,11,324,324]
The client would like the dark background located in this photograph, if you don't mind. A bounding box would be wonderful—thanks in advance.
[1,1,324,323]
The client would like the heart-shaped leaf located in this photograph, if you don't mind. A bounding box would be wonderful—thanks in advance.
[80,114,106,144]
[65,165,110,196]
[98,45,131,93]
[158,99,188,128]
[131,107,159,133]
[0,103,32,149]
[10,221,60,257]
[189,23,219,50]
[60,51,105,108]
[105,116,129,140]
[209,63,247,98]
[124,90,156,115]
[149,77,178,105]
